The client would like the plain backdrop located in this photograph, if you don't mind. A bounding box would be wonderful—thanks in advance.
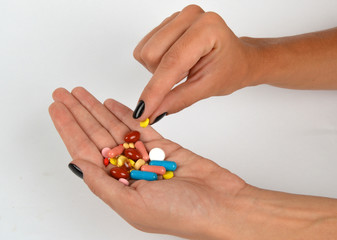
[0,0,336,239]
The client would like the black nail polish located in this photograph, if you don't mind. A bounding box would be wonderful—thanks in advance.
[133,100,145,119]
[68,163,83,179]
[151,112,167,125]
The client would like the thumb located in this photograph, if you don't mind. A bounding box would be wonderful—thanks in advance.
[68,159,133,210]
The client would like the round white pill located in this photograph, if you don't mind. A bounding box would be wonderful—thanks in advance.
[149,147,165,161]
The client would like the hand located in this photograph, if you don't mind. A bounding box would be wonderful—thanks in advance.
[49,87,337,240]
[49,87,247,239]
[132,4,260,123]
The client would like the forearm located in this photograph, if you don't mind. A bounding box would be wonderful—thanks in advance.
[210,185,337,240]
[242,27,337,89]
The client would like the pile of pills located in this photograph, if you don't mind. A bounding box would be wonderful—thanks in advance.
[101,130,177,186]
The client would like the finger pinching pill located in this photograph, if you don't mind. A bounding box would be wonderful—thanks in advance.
[135,141,149,161]
[140,118,150,128]
[163,171,174,180]
[141,165,166,175]
[149,147,165,161]
[130,170,157,181]
[149,160,177,171]
[107,144,124,158]
[101,147,111,158]
[119,178,129,186]
[124,131,140,143]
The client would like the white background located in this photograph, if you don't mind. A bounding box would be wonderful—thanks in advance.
[0,0,336,239]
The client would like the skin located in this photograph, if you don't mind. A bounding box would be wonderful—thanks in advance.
[49,87,337,240]
[133,5,337,123]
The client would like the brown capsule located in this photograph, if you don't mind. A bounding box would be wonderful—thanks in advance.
[124,148,142,160]
[120,160,131,171]
[124,131,140,143]
[110,167,130,180]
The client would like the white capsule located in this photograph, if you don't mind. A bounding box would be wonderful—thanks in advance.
[149,147,165,161]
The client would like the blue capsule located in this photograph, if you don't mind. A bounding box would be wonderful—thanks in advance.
[149,160,177,171]
[130,170,158,181]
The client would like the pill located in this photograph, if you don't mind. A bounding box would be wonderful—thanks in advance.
[121,160,132,171]
[129,143,135,148]
[109,158,117,165]
[149,147,165,161]
[135,141,149,161]
[163,171,174,180]
[101,147,111,158]
[123,143,129,149]
[141,165,166,175]
[149,160,177,171]
[140,118,149,128]
[107,144,124,158]
[119,178,129,186]
[103,158,110,167]
[124,131,140,143]
[134,159,146,170]
[129,159,135,168]
[117,155,128,167]
[130,170,157,181]
[110,167,130,180]
[124,148,142,160]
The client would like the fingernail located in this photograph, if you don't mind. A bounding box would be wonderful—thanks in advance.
[68,163,83,179]
[151,112,167,125]
[133,100,145,119]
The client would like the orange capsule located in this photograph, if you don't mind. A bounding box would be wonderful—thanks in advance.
[140,165,166,175]
[135,141,149,161]
[107,144,124,158]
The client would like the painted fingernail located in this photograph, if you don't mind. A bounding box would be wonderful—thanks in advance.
[151,112,167,125]
[68,163,83,179]
[133,100,145,119]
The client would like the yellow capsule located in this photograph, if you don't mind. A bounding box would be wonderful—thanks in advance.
[163,171,174,180]
[129,159,135,167]
[134,159,146,170]
[117,155,128,167]
[109,158,117,165]
[129,142,135,148]
[123,142,129,149]
[140,118,150,128]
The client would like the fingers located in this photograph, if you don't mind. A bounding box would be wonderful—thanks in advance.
[103,98,163,143]
[136,12,223,122]
[71,159,138,211]
[134,5,205,73]
[52,88,117,150]
[49,102,103,165]
[71,87,130,144]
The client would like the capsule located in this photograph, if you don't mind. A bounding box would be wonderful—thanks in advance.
[141,165,166,175]
[135,141,149,161]
[107,144,124,158]
[130,170,157,181]
[149,160,177,171]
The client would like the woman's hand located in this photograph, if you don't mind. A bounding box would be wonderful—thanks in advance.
[49,87,337,240]
[132,4,260,123]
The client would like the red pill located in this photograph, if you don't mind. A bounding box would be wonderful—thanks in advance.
[124,148,142,160]
[110,167,130,180]
[120,160,131,171]
[124,131,140,143]
[103,158,110,167]
[107,144,124,158]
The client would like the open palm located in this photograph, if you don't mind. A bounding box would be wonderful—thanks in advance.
[49,87,247,239]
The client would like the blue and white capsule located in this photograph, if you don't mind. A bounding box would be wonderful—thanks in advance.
[130,170,158,181]
[149,160,177,171]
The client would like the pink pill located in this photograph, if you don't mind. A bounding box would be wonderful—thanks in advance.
[135,141,149,161]
[101,147,111,158]
[118,178,129,186]
[107,144,124,158]
[141,165,166,175]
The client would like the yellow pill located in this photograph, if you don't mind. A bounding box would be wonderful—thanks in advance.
[117,155,128,167]
[163,171,174,180]
[129,143,135,148]
[140,118,150,128]
[123,143,129,149]
[129,159,135,167]
[134,159,146,170]
[109,158,117,165]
